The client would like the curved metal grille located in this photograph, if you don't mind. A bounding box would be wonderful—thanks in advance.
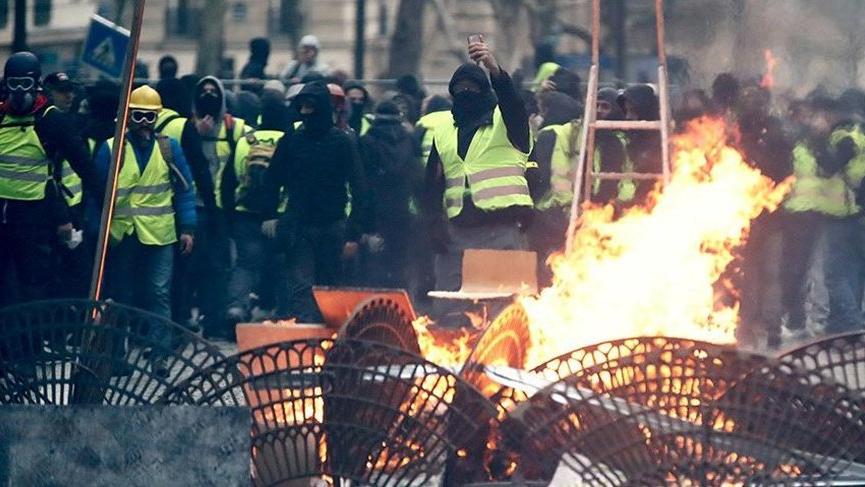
[502,337,865,485]
[459,303,531,398]
[0,299,226,405]
[163,338,498,486]
[340,297,421,355]
[778,331,865,394]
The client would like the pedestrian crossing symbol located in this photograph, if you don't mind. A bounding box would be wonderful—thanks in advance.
[91,38,116,69]
[81,15,130,78]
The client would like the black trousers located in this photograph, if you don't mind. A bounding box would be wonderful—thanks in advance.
[0,199,55,307]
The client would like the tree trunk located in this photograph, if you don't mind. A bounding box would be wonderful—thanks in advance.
[196,0,226,77]
[386,0,425,78]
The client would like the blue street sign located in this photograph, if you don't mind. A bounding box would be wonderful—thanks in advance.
[80,15,130,78]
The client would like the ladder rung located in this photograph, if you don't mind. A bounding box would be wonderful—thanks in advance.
[592,120,663,131]
[593,172,665,181]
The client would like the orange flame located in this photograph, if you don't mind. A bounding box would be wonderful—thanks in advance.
[760,49,777,89]
[520,117,792,368]
[412,315,476,366]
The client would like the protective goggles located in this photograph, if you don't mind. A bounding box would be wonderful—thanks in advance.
[6,77,36,92]
[130,110,158,124]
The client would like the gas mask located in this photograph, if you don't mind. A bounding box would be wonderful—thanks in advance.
[5,76,37,115]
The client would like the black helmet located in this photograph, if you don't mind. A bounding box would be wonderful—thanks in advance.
[4,51,41,81]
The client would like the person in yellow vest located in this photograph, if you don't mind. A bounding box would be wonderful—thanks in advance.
[415,95,454,167]
[821,100,865,335]
[92,86,196,375]
[345,80,374,136]
[188,76,248,340]
[221,100,288,324]
[528,91,582,286]
[0,52,95,306]
[155,80,220,329]
[423,38,534,327]
[775,97,838,346]
[413,95,453,301]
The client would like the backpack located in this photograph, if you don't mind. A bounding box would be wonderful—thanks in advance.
[224,130,278,213]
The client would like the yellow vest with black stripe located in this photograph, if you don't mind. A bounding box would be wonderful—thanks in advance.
[417,110,454,166]
[435,107,532,219]
[155,108,186,142]
[213,117,248,208]
[0,113,50,201]
[231,129,287,213]
[592,131,635,203]
[823,125,865,217]
[784,143,827,213]
[109,137,177,245]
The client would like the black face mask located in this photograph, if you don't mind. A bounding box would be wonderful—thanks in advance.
[196,92,221,118]
[451,90,496,127]
[7,92,35,115]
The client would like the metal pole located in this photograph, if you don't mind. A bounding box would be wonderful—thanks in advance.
[591,0,600,66]
[88,0,147,302]
[354,0,366,79]
[12,0,26,52]
[655,0,667,67]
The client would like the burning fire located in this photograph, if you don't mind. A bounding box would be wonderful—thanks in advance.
[520,117,792,368]
[760,49,777,89]
[412,315,476,367]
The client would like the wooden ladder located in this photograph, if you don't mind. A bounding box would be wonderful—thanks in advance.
[565,0,673,252]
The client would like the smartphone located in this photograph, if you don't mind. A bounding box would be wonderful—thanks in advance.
[467,33,483,45]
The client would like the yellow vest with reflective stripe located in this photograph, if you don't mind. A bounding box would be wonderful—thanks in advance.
[109,137,177,245]
[155,108,186,142]
[214,117,248,208]
[232,129,287,213]
[0,113,49,201]
[823,125,865,217]
[592,131,635,203]
[417,110,454,166]
[537,122,578,210]
[435,107,532,219]
[58,138,94,207]
[784,143,825,213]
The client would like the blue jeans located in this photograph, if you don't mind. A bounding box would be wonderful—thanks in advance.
[824,217,865,334]
[107,236,174,353]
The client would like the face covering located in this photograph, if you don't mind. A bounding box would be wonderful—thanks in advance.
[8,92,35,115]
[196,92,221,119]
[451,90,496,127]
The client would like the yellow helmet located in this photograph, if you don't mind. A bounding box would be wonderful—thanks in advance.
[129,85,162,111]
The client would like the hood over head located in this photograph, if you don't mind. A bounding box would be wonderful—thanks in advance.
[448,63,497,128]
[539,91,582,126]
[547,67,582,100]
[233,90,262,127]
[249,37,271,63]
[294,80,334,135]
[194,75,227,120]
[597,87,625,120]
[618,84,659,120]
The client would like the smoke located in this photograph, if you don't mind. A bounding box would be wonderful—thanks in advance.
[665,0,865,96]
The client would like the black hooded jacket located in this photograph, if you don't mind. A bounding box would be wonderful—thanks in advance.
[360,102,419,229]
[263,82,371,238]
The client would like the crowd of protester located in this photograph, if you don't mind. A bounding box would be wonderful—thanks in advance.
[2,32,864,372]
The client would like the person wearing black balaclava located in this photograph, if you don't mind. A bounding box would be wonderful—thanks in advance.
[0,52,96,306]
[260,81,373,322]
[423,37,533,328]
[344,80,372,135]
[184,76,250,340]
[617,84,661,204]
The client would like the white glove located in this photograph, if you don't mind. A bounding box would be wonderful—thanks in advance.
[261,219,278,239]
[362,233,385,253]
[66,229,83,250]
